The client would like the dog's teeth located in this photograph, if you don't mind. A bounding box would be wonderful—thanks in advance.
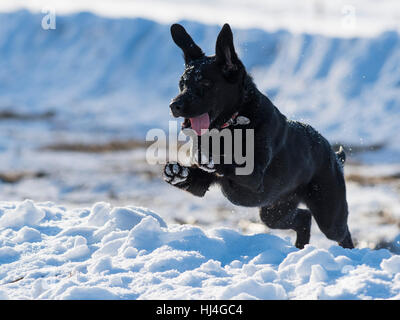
[181,167,189,177]
[172,164,180,174]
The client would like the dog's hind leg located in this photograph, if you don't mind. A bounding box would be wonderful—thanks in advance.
[304,171,354,249]
[260,195,312,249]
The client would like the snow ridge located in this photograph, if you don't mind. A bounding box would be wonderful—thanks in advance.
[0,10,399,153]
[0,201,399,300]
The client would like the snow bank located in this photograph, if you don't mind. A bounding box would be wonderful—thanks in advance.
[0,201,399,300]
[4,0,400,38]
[0,200,45,229]
[0,11,399,156]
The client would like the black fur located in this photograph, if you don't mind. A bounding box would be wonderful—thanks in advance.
[164,23,354,249]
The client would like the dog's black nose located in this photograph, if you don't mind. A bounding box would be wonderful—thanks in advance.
[170,100,184,116]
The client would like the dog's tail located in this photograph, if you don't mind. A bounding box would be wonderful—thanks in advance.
[335,146,346,167]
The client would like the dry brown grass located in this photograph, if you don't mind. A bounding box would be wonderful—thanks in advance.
[331,142,385,154]
[345,172,400,186]
[42,140,150,153]
[0,110,55,120]
[0,171,47,184]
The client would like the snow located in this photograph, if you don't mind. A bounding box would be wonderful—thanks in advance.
[0,201,399,300]
[0,4,398,300]
[3,0,400,37]
[14,227,42,243]
[0,10,399,155]
[0,200,45,229]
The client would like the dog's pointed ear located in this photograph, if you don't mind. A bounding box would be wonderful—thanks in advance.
[215,24,239,74]
[171,24,204,64]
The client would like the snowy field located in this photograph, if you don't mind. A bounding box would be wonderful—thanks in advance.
[0,1,399,300]
[0,200,399,299]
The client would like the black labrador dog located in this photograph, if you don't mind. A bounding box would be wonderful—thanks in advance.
[163,23,353,249]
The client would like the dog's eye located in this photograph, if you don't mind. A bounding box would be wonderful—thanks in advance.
[200,79,212,88]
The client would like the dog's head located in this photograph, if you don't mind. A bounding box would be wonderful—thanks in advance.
[170,23,247,135]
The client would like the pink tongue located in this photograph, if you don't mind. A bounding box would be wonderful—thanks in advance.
[190,113,210,135]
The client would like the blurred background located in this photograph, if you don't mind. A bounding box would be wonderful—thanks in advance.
[0,0,399,250]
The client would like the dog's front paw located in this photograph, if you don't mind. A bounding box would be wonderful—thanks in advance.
[163,162,190,186]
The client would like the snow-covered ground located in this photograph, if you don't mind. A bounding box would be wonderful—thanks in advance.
[3,0,400,37]
[1,147,400,252]
[0,200,399,300]
[0,3,399,299]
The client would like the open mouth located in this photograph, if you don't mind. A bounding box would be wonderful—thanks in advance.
[181,113,210,136]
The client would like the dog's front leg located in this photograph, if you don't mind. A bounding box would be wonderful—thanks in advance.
[213,143,271,194]
[193,153,267,194]
[217,162,266,193]
[163,162,216,197]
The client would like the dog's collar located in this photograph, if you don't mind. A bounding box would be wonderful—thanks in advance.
[220,112,250,128]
